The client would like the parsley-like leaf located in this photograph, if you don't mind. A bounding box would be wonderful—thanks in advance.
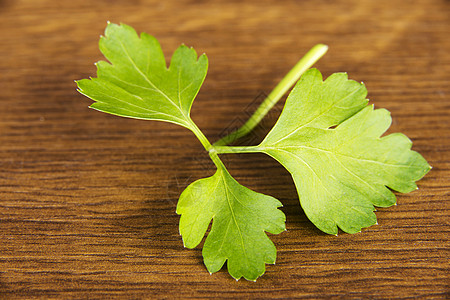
[252,69,431,234]
[76,23,208,129]
[176,161,285,281]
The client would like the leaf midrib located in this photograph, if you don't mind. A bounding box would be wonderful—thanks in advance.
[221,175,249,271]
[88,79,188,125]
[264,84,364,145]
[263,144,420,169]
[116,38,191,124]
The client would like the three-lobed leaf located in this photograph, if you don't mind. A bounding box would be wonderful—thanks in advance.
[76,23,208,129]
[176,162,286,281]
[255,69,431,234]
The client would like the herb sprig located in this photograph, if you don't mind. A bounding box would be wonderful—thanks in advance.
[77,23,430,281]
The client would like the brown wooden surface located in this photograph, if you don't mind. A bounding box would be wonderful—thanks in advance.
[0,0,449,298]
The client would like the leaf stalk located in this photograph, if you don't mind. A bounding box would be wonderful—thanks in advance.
[213,44,328,147]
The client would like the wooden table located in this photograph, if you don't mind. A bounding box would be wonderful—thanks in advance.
[0,0,448,298]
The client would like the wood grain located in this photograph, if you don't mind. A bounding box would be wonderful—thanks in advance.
[0,0,448,298]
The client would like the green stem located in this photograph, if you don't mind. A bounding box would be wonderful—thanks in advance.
[208,150,226,169]
[213,145,260,154]
[189,120,213,152]
[188,121,226,169]
[213,44,328,147]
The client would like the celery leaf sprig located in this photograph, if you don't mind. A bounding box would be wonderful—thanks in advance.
[77,23,430,281]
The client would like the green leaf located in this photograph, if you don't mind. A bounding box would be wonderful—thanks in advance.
[253,69,431,235]
[76,22,208,129]
[176,163,286,281]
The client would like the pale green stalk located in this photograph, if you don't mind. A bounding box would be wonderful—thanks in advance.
[213,44,328,147]
[188,120,225,168]
[212,145,260,154]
